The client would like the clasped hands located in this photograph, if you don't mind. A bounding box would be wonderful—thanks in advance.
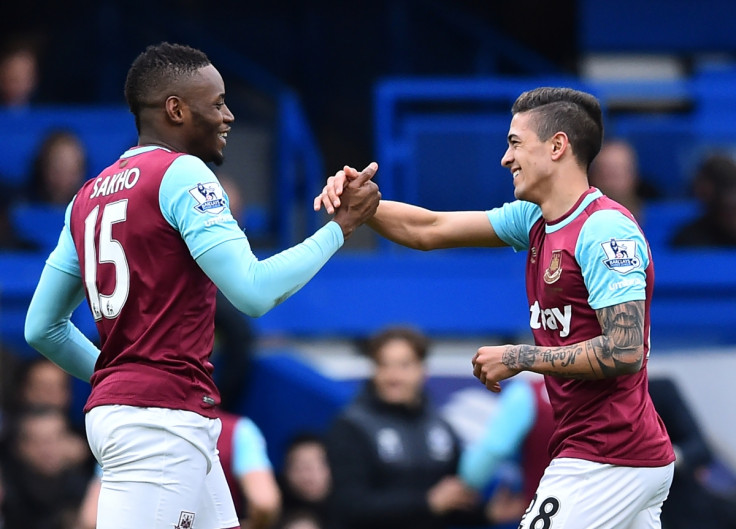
[318,162,380,239]
[315,165,519,393]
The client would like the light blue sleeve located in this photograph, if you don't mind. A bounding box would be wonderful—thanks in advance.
[25,199,100,382]
[46,200,81,277]
[198,223,344,317]
[158,155,247,258]
[576,210,649,310]
[486,200,543,251]
[24,265,100,382]
[160,155,345,317]
[459,379,536,490]
[232,417,273,475]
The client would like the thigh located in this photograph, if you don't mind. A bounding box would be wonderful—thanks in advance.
[194,455,239,529]
[518,459,673,529]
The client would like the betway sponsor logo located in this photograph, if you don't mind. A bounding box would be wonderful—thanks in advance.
[529,301,571,337]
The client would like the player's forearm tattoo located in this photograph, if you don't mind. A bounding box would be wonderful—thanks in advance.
[501,301,645,379]
[588,300,645,377]
[503,344,587,378]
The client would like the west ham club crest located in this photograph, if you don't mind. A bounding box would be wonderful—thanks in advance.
[543,250,563,284]
[175,511,195,529]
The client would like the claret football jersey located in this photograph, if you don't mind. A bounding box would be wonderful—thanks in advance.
[66,146,245,418]
[488,188,674,467]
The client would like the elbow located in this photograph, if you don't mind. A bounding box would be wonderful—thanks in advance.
[250,500,281,525]
[411,233,442,251]
[616,347,645,376]
[246,487,282,525]
[414,240,436,252]
[24,317,46,352]
[241,304,270,318]
[225,294,275,318]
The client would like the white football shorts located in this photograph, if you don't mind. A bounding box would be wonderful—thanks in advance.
[86,405,239,529]
[518,457,674,529]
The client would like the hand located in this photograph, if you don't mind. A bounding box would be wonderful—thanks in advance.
[472,345,519,392]
[331,162,381,240]
[485,486,528,524]
[314,163,371,214]
[427,476,479,515]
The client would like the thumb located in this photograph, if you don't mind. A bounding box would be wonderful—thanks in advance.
[348,162,378,187]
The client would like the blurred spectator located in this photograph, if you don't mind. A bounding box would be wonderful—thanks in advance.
[213,290,256,412]
[212,171,258,411]
[26,129,87,206]
[277,509,324,529]
[278,432,331,527]
[588,138,659,222]
[219,171,246,225]
[3,356,88,441]
[218,409,281,529]
[17,357,73,412]
[75,465,100,529]
[0,36,39,109]
[671,152,736,247]
[648,377,736,529]
[459,373,554,517]
[0,181,38,251]
[0,406,93,529]
[217,169,270,245]
[76,409,281,529]
[325,326,493,529]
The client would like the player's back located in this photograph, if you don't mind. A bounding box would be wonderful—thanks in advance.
[69,146,220,418]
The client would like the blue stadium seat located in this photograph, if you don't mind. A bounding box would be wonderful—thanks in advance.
[0,106,137,191]
[403,114,516,212]
[640,200,701,251]
[10,203,67,254]
[0,251,46,354]
[608,114,698,199]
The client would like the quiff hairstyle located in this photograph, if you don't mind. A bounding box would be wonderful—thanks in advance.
[511,87,604,169]
[124,42,211,132]
[364,326,430,363]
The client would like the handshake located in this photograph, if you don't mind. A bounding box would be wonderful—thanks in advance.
[314,162,381,240]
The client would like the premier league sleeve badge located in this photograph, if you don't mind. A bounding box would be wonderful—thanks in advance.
[601,238,641,274]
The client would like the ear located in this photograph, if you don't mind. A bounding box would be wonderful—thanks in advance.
[550,131,569,161]
[164,96,186,125]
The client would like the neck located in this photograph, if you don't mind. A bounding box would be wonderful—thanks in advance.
[539,178,590,221]
[137,132,182,153]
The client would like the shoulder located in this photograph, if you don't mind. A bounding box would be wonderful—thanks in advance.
[234,416,266,443]
[578,207,647,258]
[488,200,542,249]
[161,154,216,189]
[585,207,640,234]
[489,199,542,222]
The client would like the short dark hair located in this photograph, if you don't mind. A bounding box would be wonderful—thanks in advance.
[284,432,326,456]
[364,326,430,362]
[124,42,211,130]
[511,87,604,169]
[697,152,736,188]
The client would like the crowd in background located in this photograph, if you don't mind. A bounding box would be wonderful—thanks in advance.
[3,329,736,529]
[2,9,736,529]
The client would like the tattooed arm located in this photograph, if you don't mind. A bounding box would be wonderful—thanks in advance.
[472,300,645,392]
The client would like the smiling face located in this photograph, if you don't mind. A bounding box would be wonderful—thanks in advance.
[501,112,549,204]
[177,64,233,165]
[501,111,556,204]
[372,337,426,406]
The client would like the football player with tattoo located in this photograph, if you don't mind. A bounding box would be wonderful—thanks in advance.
[24,42,379,529]
[315,87,674,529]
